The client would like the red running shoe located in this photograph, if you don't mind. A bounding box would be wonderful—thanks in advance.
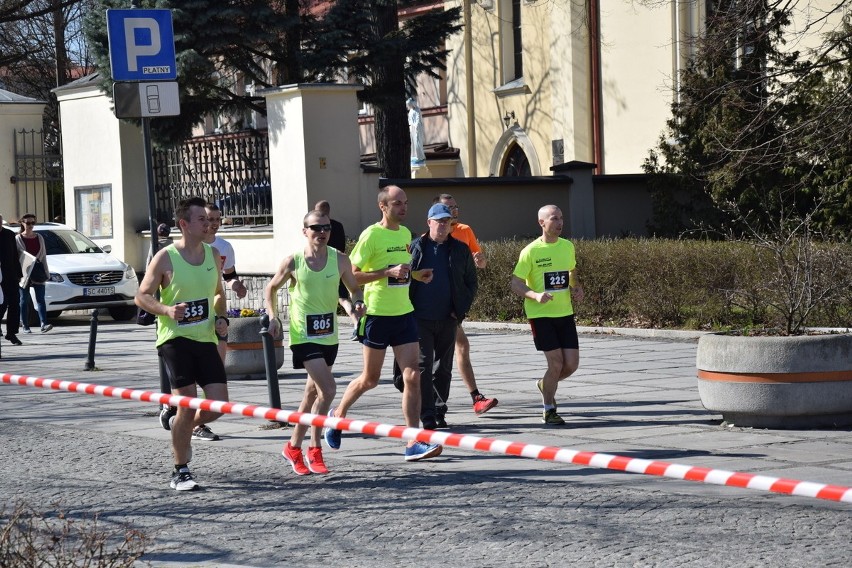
[307,446,329,474]
[473,394,498,415]
[282,443,310,475]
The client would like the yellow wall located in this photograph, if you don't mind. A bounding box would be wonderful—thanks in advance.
[449,0,677,178]
[599,1,674,173]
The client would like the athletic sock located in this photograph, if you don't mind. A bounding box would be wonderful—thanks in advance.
[470,389,481,402]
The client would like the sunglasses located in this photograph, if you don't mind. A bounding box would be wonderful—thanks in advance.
[23,221,36,225]
[307,224,332,232]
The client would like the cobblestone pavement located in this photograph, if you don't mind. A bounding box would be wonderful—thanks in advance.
[1,315,850,566]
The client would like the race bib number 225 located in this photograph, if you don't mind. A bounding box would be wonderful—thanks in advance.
[543,271,569,292]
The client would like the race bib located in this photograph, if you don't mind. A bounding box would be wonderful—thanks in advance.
[543,271,570,292]
[306,312,334,338]
[387,265,411,287]
[178,298,210,326]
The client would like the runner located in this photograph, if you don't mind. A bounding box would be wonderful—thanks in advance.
[265,209,365,475]
[510,204,584,425]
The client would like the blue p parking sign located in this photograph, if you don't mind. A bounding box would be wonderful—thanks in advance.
[107,9,176,81]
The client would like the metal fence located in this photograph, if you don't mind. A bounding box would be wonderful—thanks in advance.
[152,130,271,226]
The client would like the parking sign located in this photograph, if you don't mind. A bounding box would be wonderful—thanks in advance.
[107,9,176,81]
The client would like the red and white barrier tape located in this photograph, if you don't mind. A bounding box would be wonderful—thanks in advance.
[3,372,851,504]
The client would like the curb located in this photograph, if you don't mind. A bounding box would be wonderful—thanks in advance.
[463,320,708,341]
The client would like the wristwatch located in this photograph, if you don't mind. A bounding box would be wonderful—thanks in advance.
[215,315,230,325]
[353,300,365,309]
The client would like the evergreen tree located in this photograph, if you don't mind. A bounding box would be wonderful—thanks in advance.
[304,0,462,178]
[644,0,852,240]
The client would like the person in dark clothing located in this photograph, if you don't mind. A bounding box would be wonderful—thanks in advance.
[314,200,359,339]
[393,203,478,429]
[0,214,24,346]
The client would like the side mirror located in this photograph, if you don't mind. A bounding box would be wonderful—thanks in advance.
[102,244,112,253]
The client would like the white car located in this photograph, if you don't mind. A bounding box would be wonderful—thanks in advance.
[12,222,139,322]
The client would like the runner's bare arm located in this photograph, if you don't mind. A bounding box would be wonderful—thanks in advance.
[264,254,296,336]
[135,249,184,319]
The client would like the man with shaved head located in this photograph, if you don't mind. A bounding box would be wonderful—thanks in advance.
[510,205,584,425]
[323,185,443,462]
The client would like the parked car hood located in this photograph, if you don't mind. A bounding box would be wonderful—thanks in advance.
[46,253,128,271]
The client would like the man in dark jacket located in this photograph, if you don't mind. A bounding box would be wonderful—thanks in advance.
[393,203,477,429]
[0,214,23,346]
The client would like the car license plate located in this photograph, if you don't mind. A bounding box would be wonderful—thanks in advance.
[84,287,115,297]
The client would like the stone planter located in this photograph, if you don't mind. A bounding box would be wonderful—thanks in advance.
[696,333,852,428]
[224,317,285,380]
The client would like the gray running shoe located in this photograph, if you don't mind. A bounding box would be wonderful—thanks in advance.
[191,424,220,441]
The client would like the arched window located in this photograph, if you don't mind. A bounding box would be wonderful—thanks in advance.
[501,143,531,177]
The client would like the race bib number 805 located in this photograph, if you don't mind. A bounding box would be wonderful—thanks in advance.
[306,313,334,338]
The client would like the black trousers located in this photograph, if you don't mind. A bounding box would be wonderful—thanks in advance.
[0,279,21,337]
[392,317,459,422]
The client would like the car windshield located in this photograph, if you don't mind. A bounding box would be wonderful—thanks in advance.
[36,229,103,255]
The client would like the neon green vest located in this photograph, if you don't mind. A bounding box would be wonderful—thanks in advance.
[156,243,219,347]
[288,249,340,346]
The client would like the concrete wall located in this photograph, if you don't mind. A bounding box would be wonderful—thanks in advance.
[0,95,46,220]
[56,81,154,269]
[592,175,654,238]
[261,83,364,261]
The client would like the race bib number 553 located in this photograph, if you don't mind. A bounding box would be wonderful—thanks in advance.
[178,298,210,326]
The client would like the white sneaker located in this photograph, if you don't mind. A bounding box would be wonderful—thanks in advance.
[170,467,199,491]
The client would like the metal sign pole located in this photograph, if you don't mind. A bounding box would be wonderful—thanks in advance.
[141,116,169,394]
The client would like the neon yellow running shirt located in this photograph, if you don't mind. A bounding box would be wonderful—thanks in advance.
[349,223,413,316]
[288,249,340,346]
[155,243,219,347]
[513,237,577,319]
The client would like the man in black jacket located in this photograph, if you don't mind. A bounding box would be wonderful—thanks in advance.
[0,214,23,347]
[393,203,477,429]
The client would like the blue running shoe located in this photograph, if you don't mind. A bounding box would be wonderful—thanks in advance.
[323,406,342,450]
[404,441,443,462]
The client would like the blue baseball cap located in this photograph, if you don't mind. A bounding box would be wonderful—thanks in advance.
[428,203,453,220]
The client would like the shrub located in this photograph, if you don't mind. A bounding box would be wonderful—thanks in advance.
[0,502,147,567]
[467,237,852,330]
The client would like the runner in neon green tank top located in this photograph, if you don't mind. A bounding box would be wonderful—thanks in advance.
[155,243,219,346]
[135,197,230,491]
[265,210,365,475]
[288,248,342,346]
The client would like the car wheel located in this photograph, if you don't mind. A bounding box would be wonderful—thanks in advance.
[108,306,137,321]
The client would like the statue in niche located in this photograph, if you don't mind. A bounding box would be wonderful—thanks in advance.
[407,97,426,166]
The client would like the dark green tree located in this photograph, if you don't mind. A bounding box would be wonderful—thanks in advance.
[82,0,309,144]
[644,0,852,332]
[644,0,852,240]
[303,0,462,178]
